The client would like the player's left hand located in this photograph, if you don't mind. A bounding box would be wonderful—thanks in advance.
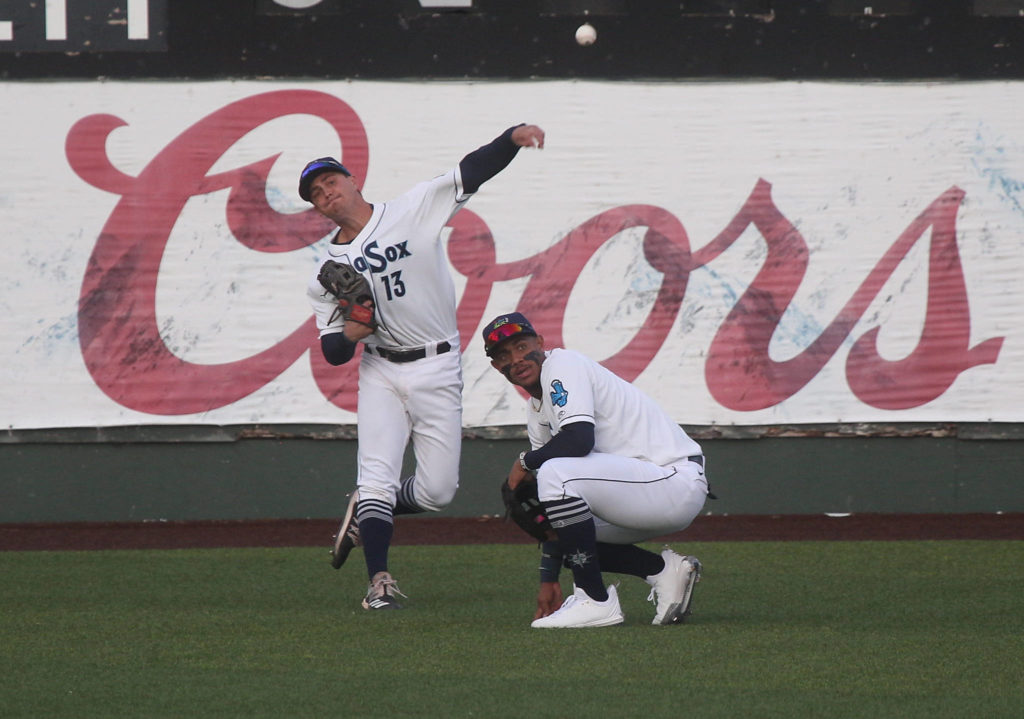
[534,581,564,619]
[512,124,545,149]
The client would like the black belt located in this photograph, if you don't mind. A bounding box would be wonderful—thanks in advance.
[366,341,452,364]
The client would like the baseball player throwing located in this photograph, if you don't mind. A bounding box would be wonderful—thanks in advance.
[300,124,545,611]
[484,312,712,628]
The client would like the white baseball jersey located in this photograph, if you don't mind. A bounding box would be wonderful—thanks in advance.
[526,348,702,466]
[307,167,470,512]
[307,167,469,350]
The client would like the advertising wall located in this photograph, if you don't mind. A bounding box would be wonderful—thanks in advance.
[3,80,1021,431]
[4,3,1023,521]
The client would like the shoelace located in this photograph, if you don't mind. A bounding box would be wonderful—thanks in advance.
[542,593,580,617]
[374,577,408,599]
[561,584,614,609]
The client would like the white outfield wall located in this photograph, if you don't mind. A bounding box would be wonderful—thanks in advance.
[2,80,1022,431]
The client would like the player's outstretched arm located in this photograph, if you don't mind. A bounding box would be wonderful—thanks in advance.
[459,123,545,194]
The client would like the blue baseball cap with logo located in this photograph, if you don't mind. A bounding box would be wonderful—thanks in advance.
[298,157,352,202]
[482,312,538,357]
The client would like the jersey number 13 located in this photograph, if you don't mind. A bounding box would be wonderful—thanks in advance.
[380,271,406,300]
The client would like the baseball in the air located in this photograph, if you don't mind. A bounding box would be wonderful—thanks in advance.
[575,23,597,46]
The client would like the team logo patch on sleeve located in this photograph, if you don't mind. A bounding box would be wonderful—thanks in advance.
[549,379,568,407]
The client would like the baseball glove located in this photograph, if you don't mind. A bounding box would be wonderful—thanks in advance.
[500,477,552,543]
[317,260,376,329]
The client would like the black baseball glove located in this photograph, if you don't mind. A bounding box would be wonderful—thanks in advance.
[317,260,376,329]
[500,477,552,543]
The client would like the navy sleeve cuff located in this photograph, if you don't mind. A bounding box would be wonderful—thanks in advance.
[321,332,357,365]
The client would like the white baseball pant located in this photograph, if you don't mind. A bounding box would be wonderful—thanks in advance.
[536,452,709,544]
[354,345,463,511]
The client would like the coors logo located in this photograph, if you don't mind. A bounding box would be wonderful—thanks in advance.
[65,90,1002,415]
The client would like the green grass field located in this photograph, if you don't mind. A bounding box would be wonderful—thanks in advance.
[2,540,1022,718]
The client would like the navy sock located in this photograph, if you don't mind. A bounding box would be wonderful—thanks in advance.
[393,475,425,516]
[355,497,394,579]
[596,542,665,578]
[544,497,607,602]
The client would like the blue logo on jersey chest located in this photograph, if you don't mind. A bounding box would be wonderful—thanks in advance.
[351,240,412,274]
[549,379,568,407]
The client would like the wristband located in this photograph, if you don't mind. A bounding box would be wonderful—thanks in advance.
[519,451,533,473]
[539,541,562,583]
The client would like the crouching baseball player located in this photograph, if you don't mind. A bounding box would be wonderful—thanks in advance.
[485,313,714,628]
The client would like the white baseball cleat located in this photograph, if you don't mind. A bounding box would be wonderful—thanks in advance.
[647,549,702,625]
[330,491,360,570]
[530,584,624,629]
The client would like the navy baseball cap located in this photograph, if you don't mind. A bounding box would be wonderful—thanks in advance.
[482,312,537,356]
[298,157,351,202]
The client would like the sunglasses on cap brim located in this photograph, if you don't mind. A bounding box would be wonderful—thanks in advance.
[486,323,533,350]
